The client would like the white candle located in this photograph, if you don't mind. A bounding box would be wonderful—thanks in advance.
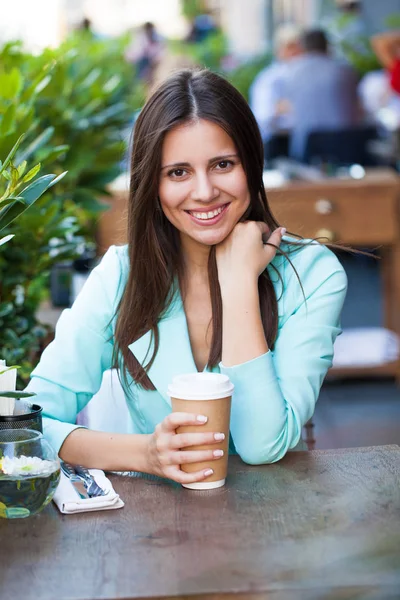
[0,359,17,416]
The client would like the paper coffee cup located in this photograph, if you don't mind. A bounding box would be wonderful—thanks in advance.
[168,373,234,490]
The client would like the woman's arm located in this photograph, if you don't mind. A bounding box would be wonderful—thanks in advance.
[221,277,268,366]
[217,222,284,367]
[59,428,151,471]
[218,236,347,465]
[25,245,126,455]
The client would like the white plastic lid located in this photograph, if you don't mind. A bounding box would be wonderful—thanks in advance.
[167,373,234,401]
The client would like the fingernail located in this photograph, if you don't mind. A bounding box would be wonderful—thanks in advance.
[214,433,225,441]
[213,449,224,457]
[204,469,213,476]
[281,227,287,235]
[197,415,208,423]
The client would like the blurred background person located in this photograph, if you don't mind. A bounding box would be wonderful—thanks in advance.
[284,28,361,162]
[186,10,218,43]
[79,17,92,33]
[249,24,303,163]
[125,21,164,89]
[358,64,400,128]
[371,30,400,96]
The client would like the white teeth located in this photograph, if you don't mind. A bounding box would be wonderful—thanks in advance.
[189,206,224,220]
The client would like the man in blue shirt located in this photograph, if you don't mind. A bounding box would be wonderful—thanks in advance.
[249,24,303,146]
[285,29,360,161]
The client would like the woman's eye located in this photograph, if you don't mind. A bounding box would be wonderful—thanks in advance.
[168,168,186,178]
[216,160,233,170]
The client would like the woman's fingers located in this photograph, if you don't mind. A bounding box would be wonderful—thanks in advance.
[170,431,225,449]
[255,221,270,236]
[263,226,286,245]
[168,448,224,465]
[154,412,226,484]
[167,465,216,485]
[263,226,286,258]
[159,411,208,432]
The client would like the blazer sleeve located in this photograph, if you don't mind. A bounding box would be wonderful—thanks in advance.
[25,245,125,454]
[220,243,347,465]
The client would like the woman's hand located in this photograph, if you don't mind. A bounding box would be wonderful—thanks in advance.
[216,222,286,291]
[146,412,225,484]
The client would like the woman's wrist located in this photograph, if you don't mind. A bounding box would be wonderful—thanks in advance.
[130,433,154,474]
[219,271,259,299]
[59,429,154,474]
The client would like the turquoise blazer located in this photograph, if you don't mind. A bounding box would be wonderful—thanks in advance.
[26,239,347,464]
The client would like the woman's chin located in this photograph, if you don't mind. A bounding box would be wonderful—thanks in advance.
[192,230,228,247]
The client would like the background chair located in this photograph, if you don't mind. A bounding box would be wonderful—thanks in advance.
[303,125,379,166]
[264,132,290,165]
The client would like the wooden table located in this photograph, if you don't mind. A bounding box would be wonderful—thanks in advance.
[97,168,400,382]
[1,447,399,600]
[266,169,400,382]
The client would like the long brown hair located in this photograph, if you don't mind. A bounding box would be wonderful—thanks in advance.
[114,68,288,390]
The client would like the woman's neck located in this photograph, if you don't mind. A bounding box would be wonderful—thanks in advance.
[180,234,210,282]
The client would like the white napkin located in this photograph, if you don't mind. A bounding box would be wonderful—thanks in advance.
[0,359,17,416]
[53,469,124,514]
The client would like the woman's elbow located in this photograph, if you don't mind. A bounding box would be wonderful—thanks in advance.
[231,413,301,465]
[236,444,287,465]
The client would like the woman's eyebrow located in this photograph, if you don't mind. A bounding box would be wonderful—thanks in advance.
[209,153,239,163]
[161,161,191,170]
[161,153,239,170]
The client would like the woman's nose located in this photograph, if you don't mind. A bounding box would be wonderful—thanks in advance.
[191,173,219,203]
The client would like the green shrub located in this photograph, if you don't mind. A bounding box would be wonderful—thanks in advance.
[0,33,145,384]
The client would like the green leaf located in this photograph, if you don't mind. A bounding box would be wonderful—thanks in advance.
[0,68,23,100]
[18,173,57,204]
[0,234,14,246]
[103,74,121,94]
[0,173,61,231]
[0,134,25,177]
[0,199,25,231]
[0,173,58,230]
[36,145,69,163]
[35,74,51,95]
[10,165,19,187]
[22,163,41,183]
[17,127,54,163]
[0,104,17,136]
[0,303,13,318]
[0,391,36,399]
[17,160,27,178]
[20,69,52,103]
[0,196,24,206]
[73,189,105,213]
[47,170,67,188]
[81,68,101,88]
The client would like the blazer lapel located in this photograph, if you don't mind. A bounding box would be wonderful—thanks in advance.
[128,292,197,404]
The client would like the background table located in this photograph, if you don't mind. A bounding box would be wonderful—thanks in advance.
[267,168,400,382]
[1,446,399,600]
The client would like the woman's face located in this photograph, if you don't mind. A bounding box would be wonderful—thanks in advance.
[159,119,250,249]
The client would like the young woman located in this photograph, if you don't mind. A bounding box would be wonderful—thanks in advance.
[26,69,347,486]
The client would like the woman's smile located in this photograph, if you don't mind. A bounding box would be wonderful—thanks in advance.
[185,202,230,225]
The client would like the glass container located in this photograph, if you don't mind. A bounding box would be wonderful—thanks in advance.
[0,429,60,519]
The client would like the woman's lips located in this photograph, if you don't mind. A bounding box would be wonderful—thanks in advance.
[185,203,230,226]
